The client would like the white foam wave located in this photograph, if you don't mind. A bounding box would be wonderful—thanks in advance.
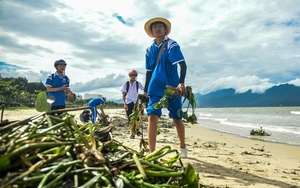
[291,111,300,115]
[198,113,212,117]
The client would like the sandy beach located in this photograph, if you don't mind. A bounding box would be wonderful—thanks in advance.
[2,108,300,188]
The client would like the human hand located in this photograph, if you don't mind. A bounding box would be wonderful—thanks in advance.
[177,83,186,96]
[66,89,73,96]
[124,104,128,111]
[61,85,69,91]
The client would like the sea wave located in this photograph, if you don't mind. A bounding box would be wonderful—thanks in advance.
[291,111,300,115]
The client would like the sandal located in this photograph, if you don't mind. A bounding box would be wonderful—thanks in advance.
[136,130,142,136]
[130,134,135,139]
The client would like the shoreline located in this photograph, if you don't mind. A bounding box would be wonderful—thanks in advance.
[197,125,300,148]
[183,122,300,187]
[2,108,300,187]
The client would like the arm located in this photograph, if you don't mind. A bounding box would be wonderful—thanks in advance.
[144,70,153,95]
[122,92,128,111]
[66,77,73,96]
[46,85,69,92]
[178,61,187,94]
[99,105,106,116]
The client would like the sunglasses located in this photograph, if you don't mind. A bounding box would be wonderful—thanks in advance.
[129,75,137,76]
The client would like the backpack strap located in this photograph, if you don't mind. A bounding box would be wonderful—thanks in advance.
[155,39,169,68]
[126,81,139,94]
[126,81,130,93]
[136,81,139,92]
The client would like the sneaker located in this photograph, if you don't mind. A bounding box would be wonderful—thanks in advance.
[180,146,188,158]
[130,134,135,139]
[136,130,142,136]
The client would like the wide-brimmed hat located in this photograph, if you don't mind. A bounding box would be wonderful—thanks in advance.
[144,17,171,38]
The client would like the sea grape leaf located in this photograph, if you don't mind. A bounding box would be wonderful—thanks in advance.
[35,91,51,113]
[181,163,200,188]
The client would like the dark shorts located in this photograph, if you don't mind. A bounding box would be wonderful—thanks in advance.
[126,102,134,122]
[147,95,183,120]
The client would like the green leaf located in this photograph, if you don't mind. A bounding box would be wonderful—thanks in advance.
[167,153,180,166]
[157,128,161,135]
[188,114,198,124]
[153,96,167,109]
[182,111,188,120]
[163,98,169,108]
[164,88,175,96]
[35,91,51,113]
[181,163,200,188]
[129,111,138,122]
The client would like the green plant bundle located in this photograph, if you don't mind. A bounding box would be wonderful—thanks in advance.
[152,86,197,124]
[250,127,271,136]
[0,112,201,188]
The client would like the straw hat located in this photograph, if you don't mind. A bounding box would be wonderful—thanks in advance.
[144,17,171,38]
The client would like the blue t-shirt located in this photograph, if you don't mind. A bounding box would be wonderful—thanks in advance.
[45,73,70,106]
[145,37,185,97]
[88,98,104,107]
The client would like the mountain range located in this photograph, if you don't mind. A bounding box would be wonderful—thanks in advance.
[114,84,300,107]
[195,84,300,107]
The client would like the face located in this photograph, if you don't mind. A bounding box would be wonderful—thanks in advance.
[56,64,66,73]
[129,74,137,81]
[151,22,167,37]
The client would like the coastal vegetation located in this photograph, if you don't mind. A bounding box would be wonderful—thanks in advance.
[0,75,122,109]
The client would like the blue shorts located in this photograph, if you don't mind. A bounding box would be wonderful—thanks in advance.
[147,95,183,120]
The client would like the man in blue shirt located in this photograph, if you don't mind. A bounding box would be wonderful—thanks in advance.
[88,97,107,124]
[143,17,188,158]
[45,59,72,114]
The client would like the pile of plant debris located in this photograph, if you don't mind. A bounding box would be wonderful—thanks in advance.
[250,127,271,136]
[0,110,204,187]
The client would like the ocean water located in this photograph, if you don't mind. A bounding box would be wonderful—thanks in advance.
[189,107,300,146]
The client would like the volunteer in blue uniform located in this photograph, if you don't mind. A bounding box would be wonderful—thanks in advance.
[45,59,72,113]
[143,17,188,158]
[88,97,107,124]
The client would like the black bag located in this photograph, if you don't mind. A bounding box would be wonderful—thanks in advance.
[80,110,91,123]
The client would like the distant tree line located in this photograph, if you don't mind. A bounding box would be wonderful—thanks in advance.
[0,75,122,108]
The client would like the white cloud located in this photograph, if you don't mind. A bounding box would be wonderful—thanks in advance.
[287,78,300,87]
[200,75,274,94]
[0,0,300,100]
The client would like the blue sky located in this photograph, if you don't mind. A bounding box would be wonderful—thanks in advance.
[0,0,300,100]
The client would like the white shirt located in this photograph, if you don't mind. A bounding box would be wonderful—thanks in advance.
[120,81,144,104]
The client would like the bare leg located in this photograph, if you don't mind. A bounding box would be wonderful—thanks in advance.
[135,120,140,130]
[148,114,159,152]
[173,119,186,148]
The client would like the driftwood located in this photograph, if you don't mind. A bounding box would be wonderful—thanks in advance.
[251,146,265,152]
[50,106,91,114]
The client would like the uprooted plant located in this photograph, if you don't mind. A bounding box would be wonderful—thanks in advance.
[250,127,271,136]
[152,85,197,124]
